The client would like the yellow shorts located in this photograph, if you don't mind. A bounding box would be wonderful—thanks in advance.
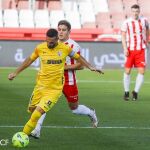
[28,85,62,113]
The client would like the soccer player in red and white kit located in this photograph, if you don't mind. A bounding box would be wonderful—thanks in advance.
[121,4,149,101]
[30,20,100,138]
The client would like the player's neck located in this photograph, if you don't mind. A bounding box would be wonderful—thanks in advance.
[132,16,139,20]
[59,38,69,43]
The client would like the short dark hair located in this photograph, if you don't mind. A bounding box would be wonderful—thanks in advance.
[131,4,140,9]
[46,28,58,37]
[58,20,71,31]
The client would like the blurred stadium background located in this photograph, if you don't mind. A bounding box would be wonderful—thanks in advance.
[0,0,150,69]
[1,0,150,149]
[0,0,149,30]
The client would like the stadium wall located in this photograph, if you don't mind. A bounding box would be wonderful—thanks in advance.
[0,40,150,69]
[0,28,106,41]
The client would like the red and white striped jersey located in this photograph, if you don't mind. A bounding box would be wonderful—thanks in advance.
[121,16,149,50]
[64,38,81,85]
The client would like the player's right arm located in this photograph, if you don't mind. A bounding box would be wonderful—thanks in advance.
[68,45,104,74]
[121,21,129,57]
[64,42,84,71]
[145,19,149,49]
[8,57,34,80]
[8,47,39,80]
[121,31,129,57]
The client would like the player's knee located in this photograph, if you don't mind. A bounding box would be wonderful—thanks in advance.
[28,107,36,113]
[138,69,145,75]
[72,107,79,114]
[68,102,78,110]
[36,106,45,114]
[125,70,131,75]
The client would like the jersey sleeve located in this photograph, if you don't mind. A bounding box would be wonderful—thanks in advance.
[30,47,39,60]
[73,43,81,54]
[68,47,80,59]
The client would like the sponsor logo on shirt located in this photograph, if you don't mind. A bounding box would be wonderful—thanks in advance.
[47,59,62,64]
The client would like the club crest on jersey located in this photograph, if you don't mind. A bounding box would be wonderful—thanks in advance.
[58,51,62,56]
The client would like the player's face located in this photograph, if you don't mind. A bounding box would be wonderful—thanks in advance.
[131,8,140,20]
[46,36,58,49]
[58,25,70,42]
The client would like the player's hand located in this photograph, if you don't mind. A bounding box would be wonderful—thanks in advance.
[124,49,129,57]
[95,69,104,74]
[90,67,104,74]
[8,72,17,80]
[146,43,149,50]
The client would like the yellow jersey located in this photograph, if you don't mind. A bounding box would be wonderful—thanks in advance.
[30,42,79,90]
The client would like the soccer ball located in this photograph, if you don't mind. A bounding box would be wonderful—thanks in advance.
[12,132,29,148]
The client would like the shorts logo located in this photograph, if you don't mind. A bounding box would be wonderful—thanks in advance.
[45,100,52,106]
[141,62,145,66]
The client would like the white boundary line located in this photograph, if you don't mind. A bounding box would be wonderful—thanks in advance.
[1,125,150,130]
[77,80,150,84]
[1,67,150,84]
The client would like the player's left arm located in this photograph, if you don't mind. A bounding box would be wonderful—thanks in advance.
[145,20,149,48]
[65,44,84,71]
[68,47,103,74]
[64,63,83,71]
[64,59,84,71]
[75,54,103,74]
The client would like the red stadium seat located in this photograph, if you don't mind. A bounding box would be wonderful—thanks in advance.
[16,0,29,9]
[48,1,62,10]
[96,12,111,22]
[108,0,124,13]
[35,0,47,9]
[82,22,97,29]
[96,12,112,30]
[111,12,127,29]
[2,0,17,9]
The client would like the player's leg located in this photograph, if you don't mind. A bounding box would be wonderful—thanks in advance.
[30,89,62,138]
[30,113,46,139]
[29,87,46,138]
[23,86,43,135]
[132,50,145,100]
[27,92,46,138]
[123,50,133,100]
[23,106,45,135]
[25,100,55,136]
[123,68,131,100]
[132,68,145,100]
[63,84,98,127]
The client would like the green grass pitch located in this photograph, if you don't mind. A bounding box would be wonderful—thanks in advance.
[0,68,150,150]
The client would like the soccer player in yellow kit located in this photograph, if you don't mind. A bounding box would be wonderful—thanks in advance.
[8,29,103,136]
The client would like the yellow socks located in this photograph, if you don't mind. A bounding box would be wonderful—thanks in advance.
[23,110,42,135]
